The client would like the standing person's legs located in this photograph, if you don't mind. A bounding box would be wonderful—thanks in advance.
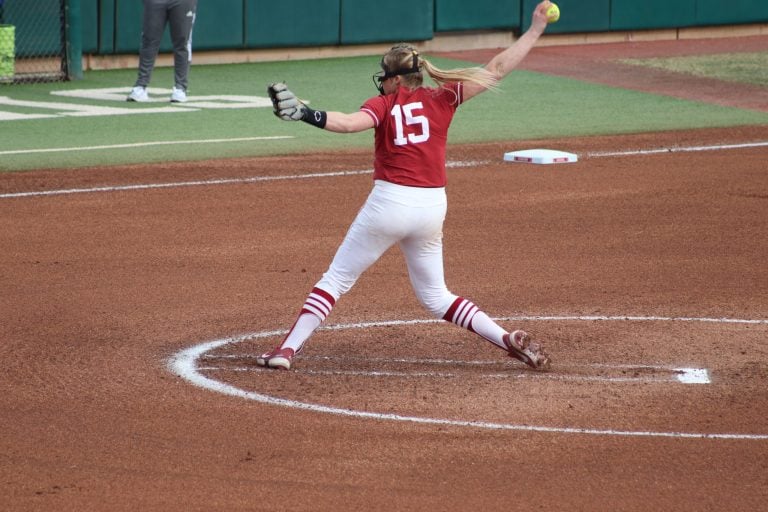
[135,0,168,88]
[167,0,197,91]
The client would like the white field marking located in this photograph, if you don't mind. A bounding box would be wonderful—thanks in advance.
[0,111,57,121]
[0,136,292,157]
[199,367,457,378]
[168,315,768,440]
[0,161,479,200]
[677,368,710,384]
[0,95,199,119]
[0,89,272,121]
[3,139,765,198]
[200,353,710,384]
[0,168,367,200]
[197,366,704,384]
[496,314,768,325]
[586,140,768,158]
[51,87,273,109]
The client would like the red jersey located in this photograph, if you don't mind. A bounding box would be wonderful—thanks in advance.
[360,82,463,188]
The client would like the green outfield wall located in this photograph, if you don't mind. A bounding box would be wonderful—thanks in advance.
[11,1,768,63]
[696,0,768,25]
[245,0,339,48]
[610,0,698,31]
[435,0,522,32]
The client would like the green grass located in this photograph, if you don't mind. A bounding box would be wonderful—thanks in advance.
[621,52,768,88]
[2,54,768,172]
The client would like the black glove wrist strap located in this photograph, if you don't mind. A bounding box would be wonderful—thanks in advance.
[301,107,327,129]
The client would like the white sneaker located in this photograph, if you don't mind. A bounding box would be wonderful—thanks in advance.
[126,86,149,102]
[170,86,187,103]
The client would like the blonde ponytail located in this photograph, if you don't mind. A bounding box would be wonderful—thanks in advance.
[380,44,499,92]
[421,58,499,91]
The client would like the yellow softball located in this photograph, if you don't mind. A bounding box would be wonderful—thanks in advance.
[546,2,560,23]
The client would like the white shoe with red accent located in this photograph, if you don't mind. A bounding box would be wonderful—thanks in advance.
[256,347,295,370]
[503,330,551,370]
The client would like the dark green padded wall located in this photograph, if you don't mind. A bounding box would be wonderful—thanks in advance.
[114,0,148,53]
[435,0,521,32]
[245,0,340,48]
[98,0,114,53]
[341,0,433,44]
[194,0,243,50]
[696,0,768,25]
[67,0,768,57]
[80,0,98,53]
[611,0,696,30]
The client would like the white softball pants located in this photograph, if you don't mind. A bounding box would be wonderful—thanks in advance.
[315,180,458,318]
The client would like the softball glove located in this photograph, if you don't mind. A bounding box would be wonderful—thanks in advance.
[267,82,305,121]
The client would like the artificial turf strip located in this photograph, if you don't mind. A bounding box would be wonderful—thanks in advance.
[2,55,768,171]
[621,52,768,88]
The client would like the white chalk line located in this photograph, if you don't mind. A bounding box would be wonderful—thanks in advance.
[0,136,293,156]
[0,169,374,199]
[588,140,768,157]
[0,162,474,199]
[322,315,768,328]
[199,353,710,384]
[3,140,766,199]
[168,315,768,440]
[197,365,706,384]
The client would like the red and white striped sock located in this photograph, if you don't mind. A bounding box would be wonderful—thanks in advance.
[281,287,336,353]
[443,297,507,349]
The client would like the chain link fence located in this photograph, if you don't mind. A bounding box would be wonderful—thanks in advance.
[0,0,67,83]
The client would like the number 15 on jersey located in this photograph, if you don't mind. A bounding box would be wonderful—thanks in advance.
[391,102,430,146]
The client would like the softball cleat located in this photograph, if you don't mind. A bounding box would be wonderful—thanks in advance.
[256,347,295,371]
[503,330,551,371]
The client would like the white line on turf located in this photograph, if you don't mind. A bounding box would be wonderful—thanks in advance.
[0,136,293,156]
[168,315,768,440]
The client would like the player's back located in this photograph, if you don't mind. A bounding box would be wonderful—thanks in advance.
[362,83,462,187]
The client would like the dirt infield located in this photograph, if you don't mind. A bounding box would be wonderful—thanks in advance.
[2,37,768,511]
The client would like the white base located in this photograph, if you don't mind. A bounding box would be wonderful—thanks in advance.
[504,149,578,164]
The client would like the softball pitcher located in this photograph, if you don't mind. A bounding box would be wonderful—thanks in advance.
[259,1,554,371]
